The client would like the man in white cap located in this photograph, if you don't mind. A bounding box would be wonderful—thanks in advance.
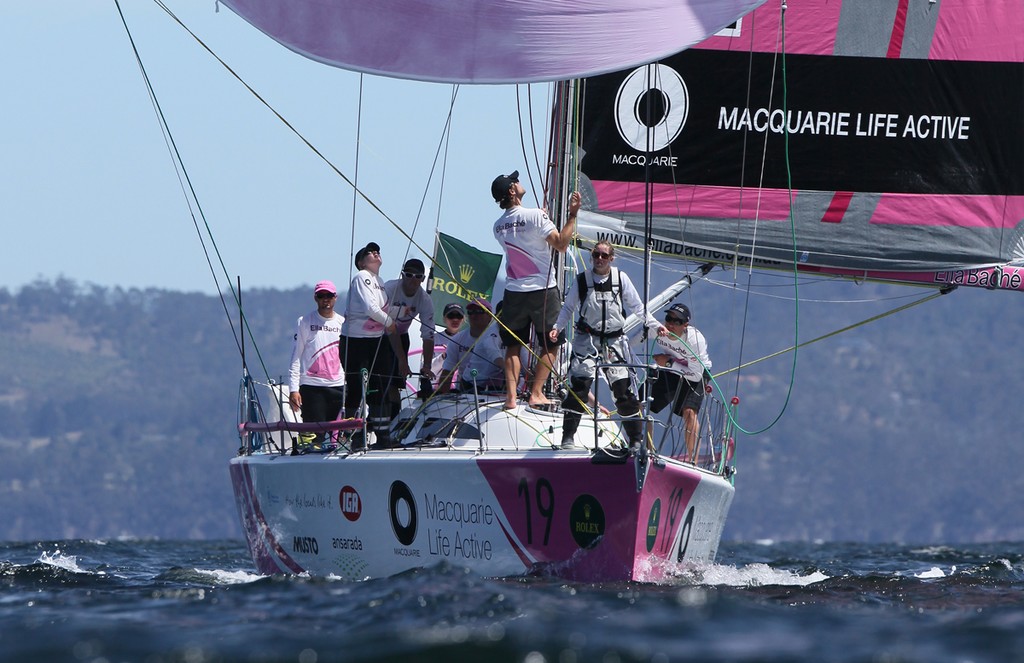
[491,169,580,409]
[651,303,712,460]
[341,242,407,449]
[288,279,345,449]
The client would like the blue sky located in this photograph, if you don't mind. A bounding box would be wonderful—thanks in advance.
[2,1,550,295]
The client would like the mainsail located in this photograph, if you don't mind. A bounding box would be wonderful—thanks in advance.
[575,0,1024,292]
[216,0,767,84]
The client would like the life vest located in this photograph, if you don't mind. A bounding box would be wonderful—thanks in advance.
[575,268,626,338]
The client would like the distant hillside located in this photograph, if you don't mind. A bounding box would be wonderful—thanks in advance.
[1,277,1022,543]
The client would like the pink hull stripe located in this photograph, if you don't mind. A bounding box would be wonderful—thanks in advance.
[238,462,305,574]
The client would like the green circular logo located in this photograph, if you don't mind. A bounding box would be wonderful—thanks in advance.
[646,499,662,552]
[569,494,605,549]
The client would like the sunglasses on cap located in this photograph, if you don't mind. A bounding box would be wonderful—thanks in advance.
[315,291,336,299]
[402,271,425,280]
[664,316,686,325]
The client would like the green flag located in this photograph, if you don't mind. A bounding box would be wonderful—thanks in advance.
[430,231,502,323]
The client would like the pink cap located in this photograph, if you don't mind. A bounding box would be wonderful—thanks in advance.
[314,280,336,295]
[467,297,492,312]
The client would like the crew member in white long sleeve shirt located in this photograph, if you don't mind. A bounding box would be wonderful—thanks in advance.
[287,279,345,445]
[341,242,407,448]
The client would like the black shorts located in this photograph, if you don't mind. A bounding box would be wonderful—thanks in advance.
[498,287,563,350]
[650,372,704,416]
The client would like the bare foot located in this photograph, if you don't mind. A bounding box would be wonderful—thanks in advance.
[502,400,517,410]
[528,396,552,407]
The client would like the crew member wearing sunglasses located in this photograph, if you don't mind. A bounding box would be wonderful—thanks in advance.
[651,303,712,461]
[384,258,436,402]
[435,298,504,395]
[549,241,667,450]
[430,302,466,392]
[287,279,345,450]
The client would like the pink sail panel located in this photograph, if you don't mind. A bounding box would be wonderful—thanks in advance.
[593,181,1024,231]
[218,0,767,84]
[697,0,1024,62]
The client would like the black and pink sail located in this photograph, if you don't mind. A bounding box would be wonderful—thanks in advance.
[577,0,1024,291]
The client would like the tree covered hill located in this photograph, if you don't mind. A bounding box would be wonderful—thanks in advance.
[1,277,1022,543]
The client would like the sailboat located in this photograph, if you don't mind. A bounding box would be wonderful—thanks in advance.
[217,0,1022,581]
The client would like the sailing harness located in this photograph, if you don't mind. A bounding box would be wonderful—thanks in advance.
[574,268,626,339]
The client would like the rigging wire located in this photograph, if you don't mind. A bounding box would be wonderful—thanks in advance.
[714,289,946,377]
[346,73,364,288]
[147,0,437,265]
[718,1,800,437]
[114,0,272,377]
[405,85,460,269]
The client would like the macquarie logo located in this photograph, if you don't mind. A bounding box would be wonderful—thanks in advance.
[614,63,689,153]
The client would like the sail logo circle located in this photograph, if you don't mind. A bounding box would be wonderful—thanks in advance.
[389,480,418,545]
[614,64,688,153]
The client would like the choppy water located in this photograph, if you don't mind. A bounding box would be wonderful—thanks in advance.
[1,539,1021,662]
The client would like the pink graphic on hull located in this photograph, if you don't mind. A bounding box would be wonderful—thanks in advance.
[476,456,704,582]
[230,462,305,575]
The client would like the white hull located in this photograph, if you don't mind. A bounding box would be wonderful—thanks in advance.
[232,395,735,582]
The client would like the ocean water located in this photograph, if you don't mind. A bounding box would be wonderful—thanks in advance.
[0,540,1021,663]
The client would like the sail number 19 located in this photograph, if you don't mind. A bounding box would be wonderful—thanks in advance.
[517,477,554,545]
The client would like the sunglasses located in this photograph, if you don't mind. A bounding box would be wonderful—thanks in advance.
[316,292,336,299]
[591,251,612,259]
[445,313,464,320]
[467,308,487,315]
[402,271,425,280]
[665,316,686,325]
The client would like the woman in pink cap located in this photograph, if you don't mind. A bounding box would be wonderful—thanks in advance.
[287,279,345,447]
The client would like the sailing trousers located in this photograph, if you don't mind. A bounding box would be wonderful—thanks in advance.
[341,334,398,437]
[561,377,643,444]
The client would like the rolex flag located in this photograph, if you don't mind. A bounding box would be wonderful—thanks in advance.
[430,232,502,324]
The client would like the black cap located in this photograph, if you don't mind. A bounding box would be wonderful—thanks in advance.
[443,302,464,317]
[402,258,425,274]
[491,170,519,203]
[354,242,381,269]
[667,303,691,323]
